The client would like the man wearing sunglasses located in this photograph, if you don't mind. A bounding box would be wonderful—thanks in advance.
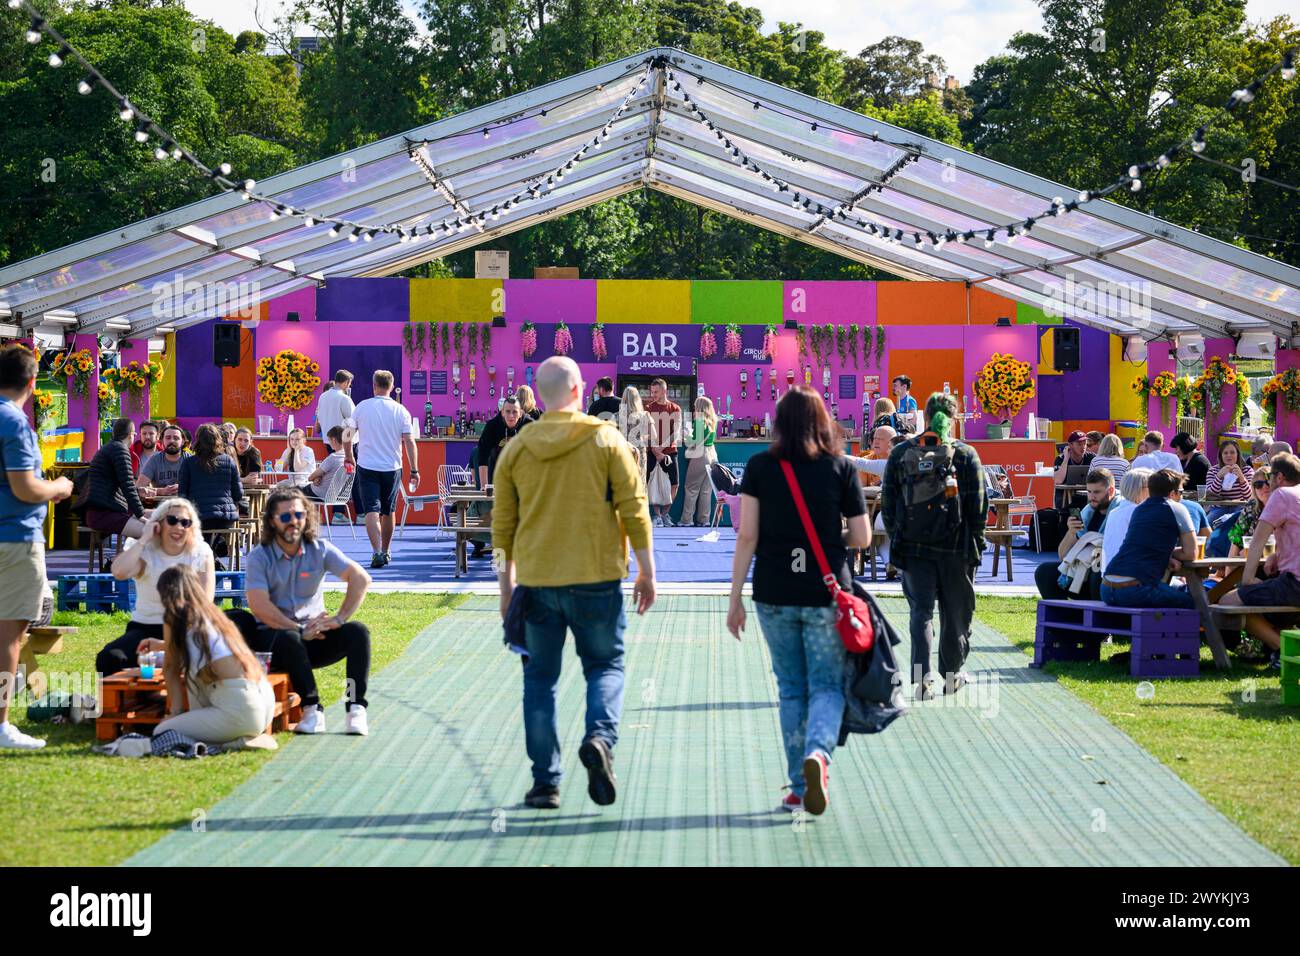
[227,488,374,735]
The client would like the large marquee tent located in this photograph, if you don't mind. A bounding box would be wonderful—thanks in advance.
[2,47,1299,344]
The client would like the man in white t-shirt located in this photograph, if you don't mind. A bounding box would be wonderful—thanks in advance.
[1130,429,1183,474]
[348,370,418,568]
[315,370,357,466]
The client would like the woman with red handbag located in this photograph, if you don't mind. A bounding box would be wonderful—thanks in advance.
[726,386,872,816]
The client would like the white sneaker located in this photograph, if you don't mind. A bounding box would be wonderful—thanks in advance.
[345,705,369,736]
[295,705,325,734]
[0,721,46,750]
[652,515,663,527]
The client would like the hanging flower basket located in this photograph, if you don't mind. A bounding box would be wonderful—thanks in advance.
[553,321,573,356]
[1261,368,1300,426]
[102,359,164,396]
[699,325,717,360]
[96,381,118,431]
[974,352,1035,421]
[33,388,54,432]
[1188,356,1249,426]
[520,321,537,359]
[723,323,742,360]
[256,349,321,413]
[591,322,607,361]
[763,324,779,360]
[52,348,97,398]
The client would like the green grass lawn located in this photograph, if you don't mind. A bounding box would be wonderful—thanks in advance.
[976,596,1299,865]
[1,593,465,867]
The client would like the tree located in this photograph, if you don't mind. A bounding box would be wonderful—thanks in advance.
[842,35,946,111]
[0,5,302,267]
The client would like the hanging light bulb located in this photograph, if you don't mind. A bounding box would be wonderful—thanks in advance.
[49,44,70,67]
[304,215,316,227]
[1282,52,1295,81]
[1192,128,1206,153]
[153,145,168,161]
[25,17,43,43]
[133,120,149,143]
[170,147,182,160]
[329,224,341,238]
[219,162,232,176]
[1077,189,1090,203]
[77,74,93,95]
[118,101,134,121]
[1130,178,1142,192]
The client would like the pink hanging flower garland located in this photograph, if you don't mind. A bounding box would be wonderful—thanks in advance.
[723,323,742,360]
[553,321,574,356]
[591,322,607,360]
[699,324,718,360]
[520,321,538,359]
[762,323,778,360]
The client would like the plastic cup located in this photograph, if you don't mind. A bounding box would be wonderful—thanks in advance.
[138,653,155,680]
[1242,536,1253,552]
[1197,484,1208,500]
[255,652,273,673]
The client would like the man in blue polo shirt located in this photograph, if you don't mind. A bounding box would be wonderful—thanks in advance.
[0,345,74,750]
[225,487,374,735]
[1100,469,1198,609]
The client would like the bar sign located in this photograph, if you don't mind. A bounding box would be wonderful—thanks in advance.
[839,374,856,400]
[410,371,428,395]
[429,371,448,395]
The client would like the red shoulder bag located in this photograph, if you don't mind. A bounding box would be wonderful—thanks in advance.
[778,459,875,653]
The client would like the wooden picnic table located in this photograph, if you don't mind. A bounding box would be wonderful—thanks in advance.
[442,487,493,577]
[1178,556,1246,670]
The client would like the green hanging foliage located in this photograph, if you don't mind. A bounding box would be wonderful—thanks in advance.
[429,323,438,366]
[875,325,886,364]
[441,324,450,365]
[848,323,859,368]
[468,322,479,359]
[482,322,491,358]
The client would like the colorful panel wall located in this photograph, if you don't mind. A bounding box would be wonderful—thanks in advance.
[156,279,1155,442]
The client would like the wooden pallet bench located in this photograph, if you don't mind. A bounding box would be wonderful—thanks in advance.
[18,626,76,698]
[96,670,302,741]
[1032,600,1201,677]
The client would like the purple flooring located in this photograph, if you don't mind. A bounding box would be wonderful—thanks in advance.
[46,523,1057,589]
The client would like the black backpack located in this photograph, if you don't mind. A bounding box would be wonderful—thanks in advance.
[895,436,962,545]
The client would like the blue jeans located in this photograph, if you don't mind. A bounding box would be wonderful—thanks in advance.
[1101,581,1194,609]
[522,581,627,788]
[753,602,845,797]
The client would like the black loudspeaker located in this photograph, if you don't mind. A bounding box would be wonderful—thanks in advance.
[213,323,242,367]
[1053,326,1080,372]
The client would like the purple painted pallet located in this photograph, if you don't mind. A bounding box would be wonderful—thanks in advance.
[1037,599,1200,638]
[1032,625,1102,667]
[1131,634,1200,678]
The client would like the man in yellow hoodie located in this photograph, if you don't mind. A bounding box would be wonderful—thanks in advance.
[493,356,656,810]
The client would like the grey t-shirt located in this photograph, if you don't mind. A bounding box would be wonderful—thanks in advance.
[141,452,186,488]
[309,450,345,498]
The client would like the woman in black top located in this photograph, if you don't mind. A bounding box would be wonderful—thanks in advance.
[179,423,244,561]
[727,386,871,816]
[85,417,150,542]
[231,427,263,477]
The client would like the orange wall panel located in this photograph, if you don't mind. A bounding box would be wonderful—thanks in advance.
[889,347,964,414]
[968,287,1018,328]
[221,326,257,426]
[876,281,966,325]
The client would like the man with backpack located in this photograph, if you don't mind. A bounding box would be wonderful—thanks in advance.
[881,392,986,699]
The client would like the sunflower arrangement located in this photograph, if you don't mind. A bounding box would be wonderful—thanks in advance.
[256,349,321,412]
[974,352,1035,419]
[1188,356,1249,425]
[33,388,54,432]
[102,359,164,395]
[1260,368,1300,425]
[51,348,97,397]
[96,381,118,429]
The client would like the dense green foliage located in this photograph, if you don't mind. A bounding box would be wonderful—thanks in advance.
[2,0,1296,281]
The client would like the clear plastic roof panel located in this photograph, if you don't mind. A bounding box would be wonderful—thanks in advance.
[1,47,1296,339]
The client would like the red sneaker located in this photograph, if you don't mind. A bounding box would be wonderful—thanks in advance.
[802,752,830,815]
[780,792,803,813]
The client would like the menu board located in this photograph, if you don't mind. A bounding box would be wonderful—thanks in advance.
[429,371,448,395]
[410,371,428,395]
[839,375,857,400]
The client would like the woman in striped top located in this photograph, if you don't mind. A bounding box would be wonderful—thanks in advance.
[1088,434,1130,482]
[1203,440,1254,558]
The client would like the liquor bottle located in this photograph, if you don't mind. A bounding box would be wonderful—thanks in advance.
[424,399,433,438]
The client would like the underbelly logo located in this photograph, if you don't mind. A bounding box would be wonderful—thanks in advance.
[49,887,151,936]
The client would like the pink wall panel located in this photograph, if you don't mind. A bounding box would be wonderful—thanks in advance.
[504,279,596,324]
[781,281,875,326]
[962,325,1040,437]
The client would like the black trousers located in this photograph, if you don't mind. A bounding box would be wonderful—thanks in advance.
[900,554,977,683]
[96,621,165,676]
[1034,561,1101,601]
[225,608,370,709]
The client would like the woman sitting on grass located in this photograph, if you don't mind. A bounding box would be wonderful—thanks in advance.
[152,565,275,745]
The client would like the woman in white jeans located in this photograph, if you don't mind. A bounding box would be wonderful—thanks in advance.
[680,396,718,526]
[153,565,275,744]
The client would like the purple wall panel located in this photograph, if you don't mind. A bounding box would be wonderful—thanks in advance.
[317,278,409,322]
[176,319,225,419]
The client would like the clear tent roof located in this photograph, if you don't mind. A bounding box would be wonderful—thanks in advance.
[2,47,1298,342]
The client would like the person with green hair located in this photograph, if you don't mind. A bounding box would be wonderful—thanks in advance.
[881,391,987,699]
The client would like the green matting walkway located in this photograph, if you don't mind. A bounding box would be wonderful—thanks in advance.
[128,596,1283,867]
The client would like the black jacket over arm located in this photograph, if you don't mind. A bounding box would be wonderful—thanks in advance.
[87,440,145,517]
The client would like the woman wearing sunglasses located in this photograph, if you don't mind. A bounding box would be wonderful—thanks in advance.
[94,498,216,677]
